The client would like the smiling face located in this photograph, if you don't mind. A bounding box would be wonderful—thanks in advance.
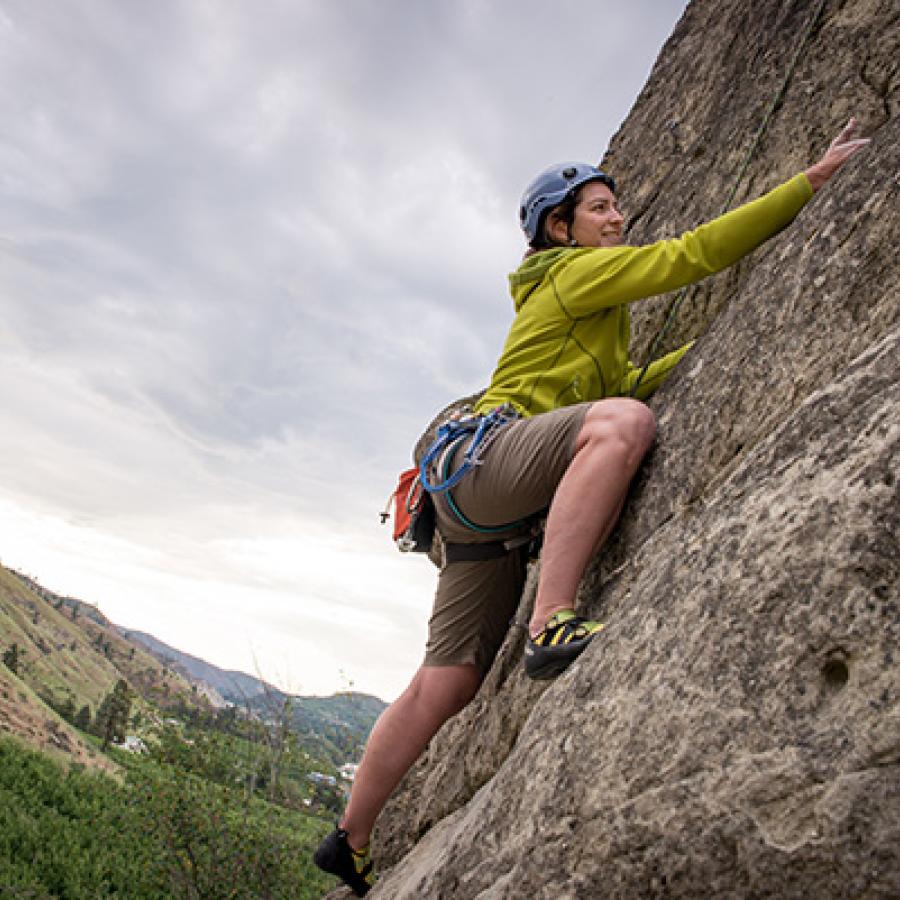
[569,181,625,247]
[546,180,624,248]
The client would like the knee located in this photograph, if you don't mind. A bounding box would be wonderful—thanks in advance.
[579,399,657,462]
[446,668,481,713]
[621,400,657,451]
[407,664,481,719]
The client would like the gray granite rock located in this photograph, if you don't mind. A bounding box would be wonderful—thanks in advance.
[330,1,900,896]
[372,324,900,900]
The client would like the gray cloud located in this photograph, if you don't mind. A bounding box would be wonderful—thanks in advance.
[0,0,687,697]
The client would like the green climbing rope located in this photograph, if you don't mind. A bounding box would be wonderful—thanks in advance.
[629,0,831,398]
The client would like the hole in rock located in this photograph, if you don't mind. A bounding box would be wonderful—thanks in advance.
[822,657,850,691]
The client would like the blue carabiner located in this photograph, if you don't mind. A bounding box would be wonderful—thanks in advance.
[419,407,516,495]
[419,419,478,494]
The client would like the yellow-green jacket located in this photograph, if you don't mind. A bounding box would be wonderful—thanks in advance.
[475,173,813,416]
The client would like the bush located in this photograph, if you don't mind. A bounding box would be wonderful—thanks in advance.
[129,764,332,898]
[0,737,333,899]
[0,737,163,897]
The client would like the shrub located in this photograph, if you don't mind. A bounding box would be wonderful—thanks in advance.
[0,737,333,899]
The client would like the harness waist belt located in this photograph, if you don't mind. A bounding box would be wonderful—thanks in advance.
[443,534,531,564]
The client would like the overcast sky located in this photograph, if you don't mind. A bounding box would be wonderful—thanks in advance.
[0,0,688,702]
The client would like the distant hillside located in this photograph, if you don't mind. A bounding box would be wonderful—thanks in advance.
[0,563,386,771]
[0,565,208,766]
[285,691,387,765]
[121,629,265,704]
[123,629,387,763]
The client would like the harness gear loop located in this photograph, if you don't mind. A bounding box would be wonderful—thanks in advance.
[418,404,534,547]
[629,0,830,398]
[419,405,519,495]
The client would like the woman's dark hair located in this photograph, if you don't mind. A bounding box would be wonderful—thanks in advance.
[529,188,583,251]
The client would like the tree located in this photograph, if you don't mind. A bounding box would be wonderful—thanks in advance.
[233,675,297,805]
[74,705,92,731]
[54,695,76,724]
[93,680,133,750]
[264,696,296,803]
[2,643,23,676]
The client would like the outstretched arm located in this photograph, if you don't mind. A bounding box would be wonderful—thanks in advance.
[618,120,871,398]
[548,118,871,318]
[552,175,813,316]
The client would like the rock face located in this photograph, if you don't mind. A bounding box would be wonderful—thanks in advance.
[338,0,900,896]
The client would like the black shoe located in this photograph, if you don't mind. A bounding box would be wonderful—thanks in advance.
[524,609,604,680]
[313,826,374,897]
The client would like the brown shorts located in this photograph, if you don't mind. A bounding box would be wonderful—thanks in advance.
[424,403,590,673]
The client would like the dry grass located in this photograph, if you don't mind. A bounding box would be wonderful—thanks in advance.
[0,563,208,770]
[0,666,117,774]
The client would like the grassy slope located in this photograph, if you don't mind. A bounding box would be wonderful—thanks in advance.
[2,562,383,779]
[0,567,118,709]
[0,667,116,773]
[0,564,353,893]
[0,565,209,765]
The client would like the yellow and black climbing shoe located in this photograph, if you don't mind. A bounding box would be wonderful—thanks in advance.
[313,826,374,897]
[524,609,605,680]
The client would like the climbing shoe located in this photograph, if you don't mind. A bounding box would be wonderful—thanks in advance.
[313,825,375,897]
[524,609,605,680]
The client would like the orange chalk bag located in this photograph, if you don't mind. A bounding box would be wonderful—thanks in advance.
[381,467,435,553]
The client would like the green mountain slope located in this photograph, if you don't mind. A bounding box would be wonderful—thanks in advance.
[0,566,350,896]
[1,564,385,771]
[0,565,212,763]
[123,629,387,764]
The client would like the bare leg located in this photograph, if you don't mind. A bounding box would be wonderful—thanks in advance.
[529,399,656,635]
[340,663,481,850]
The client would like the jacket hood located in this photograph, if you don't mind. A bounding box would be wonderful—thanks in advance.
[508,248,569,312]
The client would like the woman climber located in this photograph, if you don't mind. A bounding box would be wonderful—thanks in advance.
[314,118,869,896]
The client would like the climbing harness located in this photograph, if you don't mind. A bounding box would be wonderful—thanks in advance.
[629,0,830,398]
[419,404,519,496]
[382,404,536,561]
[420,404,536,558]
[419,403,532,534]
